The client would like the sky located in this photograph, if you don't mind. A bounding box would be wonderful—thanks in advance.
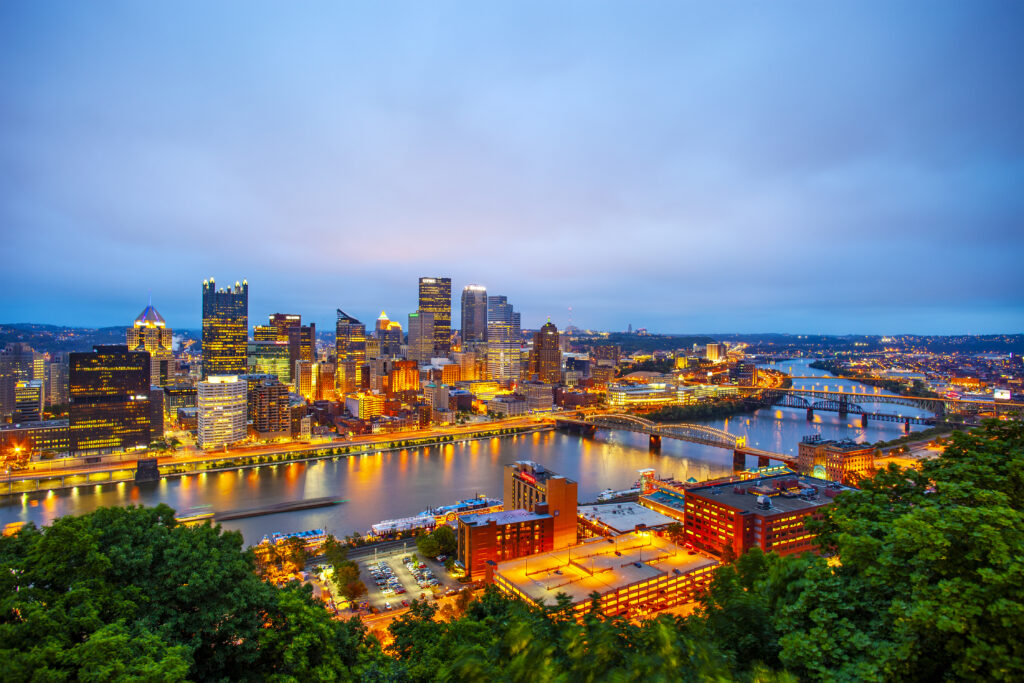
[1,2,1022,335]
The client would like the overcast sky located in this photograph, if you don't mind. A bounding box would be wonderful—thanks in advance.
[1,2,1022,334]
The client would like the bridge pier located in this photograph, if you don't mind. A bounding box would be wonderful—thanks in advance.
[733,450,746,472]
[838,401,848,417]
[860,414,868,428]
[757,455,770,469]
[904,419,911,434]
[649,435,661,453]
[584,425,596,438]
[806,408,814,421]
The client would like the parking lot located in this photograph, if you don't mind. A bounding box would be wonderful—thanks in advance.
[353,546,463,615]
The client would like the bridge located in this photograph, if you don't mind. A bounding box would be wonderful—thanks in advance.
[740,387,944,431]
[555,414,794,470]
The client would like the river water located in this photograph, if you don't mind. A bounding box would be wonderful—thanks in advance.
[0,359,931,544]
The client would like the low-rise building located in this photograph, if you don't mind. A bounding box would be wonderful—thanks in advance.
[491,531,718,620]
[797,436,875,485]
[458,507,555,580]
[577,503,676,537]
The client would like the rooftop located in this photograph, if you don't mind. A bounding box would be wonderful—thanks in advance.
[578,503,677,534]
[688,473,854,515]
[460,509,550,527]
[494,531,718,606]
[134,304,166,327]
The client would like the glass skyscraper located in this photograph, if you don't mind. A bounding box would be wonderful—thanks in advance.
[68,345,152,454]
[461,284,488,343]
[418,277,452,356]
[487,296,521,382]
[201,278,248,378]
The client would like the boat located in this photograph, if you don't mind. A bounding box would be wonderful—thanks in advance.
[369,494,502,535]
[259,528,327,549]
[370,514,438,536]
[175,505,214,526]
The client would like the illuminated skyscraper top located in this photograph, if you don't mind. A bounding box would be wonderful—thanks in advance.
[461,284,488,344]
[201,278,248,378]
[418,277,452,356]
[127,300,174,387]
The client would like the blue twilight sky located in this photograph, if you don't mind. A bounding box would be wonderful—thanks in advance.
[1,2,1022,335]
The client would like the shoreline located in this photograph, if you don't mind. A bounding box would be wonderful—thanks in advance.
[0,424,555,499]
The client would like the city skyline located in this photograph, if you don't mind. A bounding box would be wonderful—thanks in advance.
[1,3,1022,334]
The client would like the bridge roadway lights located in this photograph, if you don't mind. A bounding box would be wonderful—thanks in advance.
[806,408,814,421]
[860,414,868,428]
[649,435,661,453]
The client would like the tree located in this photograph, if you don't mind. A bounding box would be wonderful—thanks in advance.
[432,525,457,556]
[416,532,441,559]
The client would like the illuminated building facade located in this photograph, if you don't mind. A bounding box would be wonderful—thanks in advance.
[294,360,315,399]
[345,392,385,419]
[487,296,521,382]
[705,342,725,361]
[1,343,43,421]
[528,321,561,383]
[14,380,44,422]
[269,313,301,340]
[45,356,69,407]
[503,461,578,549]
[458,508,554,580]
[683,472,854,558]
[0,419,70,457]
[607,383,676,407]
[418,277,452,356]
[389,359,420,396]
[127,302,175,387]
[335,309,366,391]
[797,436,875,485]
[460,284,488,343]
[247,340,291,383]
[197,375,247,449]
[287,323,316,371]
[201,278,248,378]
[491,532,718,619]
[69,345,152,454]
[407,311,435,363]
[375,311,403,357]
[250,377,290,440]
[523,381,554,412]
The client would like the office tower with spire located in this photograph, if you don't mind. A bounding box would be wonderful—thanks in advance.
[418,277,452,356]
[201,278,248,378]
[407,311,435,363]
[461,284,488,344]
[375,311,404,357]
[487,296,521,382]
[127,299,175,387]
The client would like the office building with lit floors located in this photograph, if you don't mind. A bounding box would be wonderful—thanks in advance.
[127,302,175,387]
[197,375,247,449]
[503,461,578,549]
[683,472,855,558]
[68,346,152,455]
[491,531,718,620]
[458,507,555,580]
[418,277,452,355]
[201,278,248,378]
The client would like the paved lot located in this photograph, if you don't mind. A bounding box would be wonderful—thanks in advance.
[351,544,462,616]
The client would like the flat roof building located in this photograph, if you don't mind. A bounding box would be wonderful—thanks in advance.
[797,435,875,485]
[491,531,718,620]
[504,460,578,549]
[577,503,677,536]
[458,507,555,581]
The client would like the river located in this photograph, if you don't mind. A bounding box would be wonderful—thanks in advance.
[0,359,932,544]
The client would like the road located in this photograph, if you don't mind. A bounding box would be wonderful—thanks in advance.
[10,413,575,484]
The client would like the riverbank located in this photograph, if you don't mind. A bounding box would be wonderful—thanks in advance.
[0,423,554,498]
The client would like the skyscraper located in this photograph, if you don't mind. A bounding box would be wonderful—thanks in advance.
[336,309,367,363]
[375,311,404,357]
[69,345,152,454]
[487,296,521,382]
[529,321,562,384]
[418,277,452,356]
[461,284,488,344]
[407,311,435,363]
[127,301,175,387]
[201,278,248,378]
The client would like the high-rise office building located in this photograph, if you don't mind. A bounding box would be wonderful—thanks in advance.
[201,278,248,378]
[461,284,488,343]
[528,321,562,384]
[294,360,315,399]
[418,277,452,356]
[336,309,366,363]
[487,296,521,382]
[375,311,403,357]
[69,345,152,454]
[247,340,291,383]
[13,380,44,422]
[503,461,578,550]
[407,311,435,363]
[44,356,69,407]
[127,302,175,387]
[287,323,316,371]
[253,313,300,342]
[197,375,247,449]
